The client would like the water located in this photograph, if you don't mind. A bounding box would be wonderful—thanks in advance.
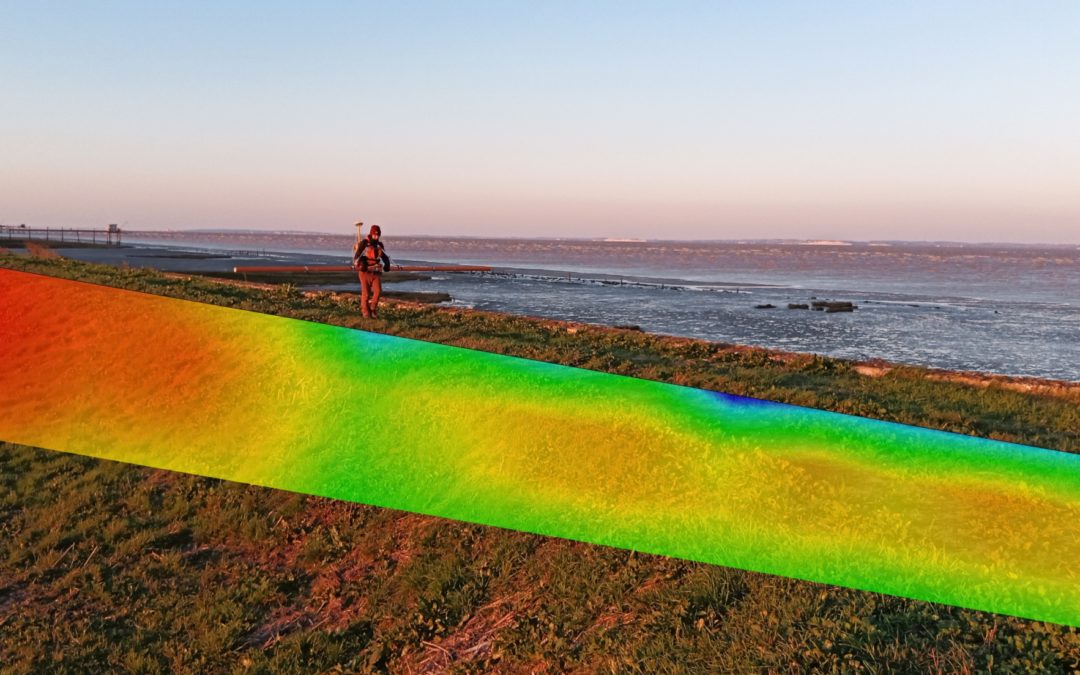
[80,233,1080,381]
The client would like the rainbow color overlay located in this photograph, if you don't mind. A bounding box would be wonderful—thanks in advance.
[1,268,1078,626]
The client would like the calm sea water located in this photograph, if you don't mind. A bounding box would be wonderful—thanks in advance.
[104,233,1080,381]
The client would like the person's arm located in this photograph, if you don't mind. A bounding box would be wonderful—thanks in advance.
[381,248,391,272]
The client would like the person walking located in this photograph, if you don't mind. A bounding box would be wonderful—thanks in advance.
[352,224,391,318]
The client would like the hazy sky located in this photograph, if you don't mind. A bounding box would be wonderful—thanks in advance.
[3,2,1078,242]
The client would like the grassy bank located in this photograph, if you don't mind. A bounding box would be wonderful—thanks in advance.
[5,253,1077,452]
[197,270,430,285]
[1,254,1078,672]
[192,270,453,304]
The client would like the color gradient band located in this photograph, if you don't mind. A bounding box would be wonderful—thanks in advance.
[1,268,1077,626]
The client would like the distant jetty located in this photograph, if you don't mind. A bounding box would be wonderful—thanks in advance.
[1,223,123,246]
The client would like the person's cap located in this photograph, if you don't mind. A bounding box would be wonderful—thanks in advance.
[370,225,382,234]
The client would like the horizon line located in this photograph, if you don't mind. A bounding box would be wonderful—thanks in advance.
[118,228,1080,248]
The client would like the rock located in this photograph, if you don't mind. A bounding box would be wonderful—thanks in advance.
[755,303,776,309]
[810,300,856,312]
[788,303,810,310]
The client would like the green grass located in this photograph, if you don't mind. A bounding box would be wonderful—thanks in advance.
[1,254,1079,672]
[4,253,1075,453]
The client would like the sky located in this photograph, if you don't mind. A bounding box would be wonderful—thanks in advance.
[2,2,1078,243]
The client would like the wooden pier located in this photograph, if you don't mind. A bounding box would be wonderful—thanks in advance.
[0,224,123,246]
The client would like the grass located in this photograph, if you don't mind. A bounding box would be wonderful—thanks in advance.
[1,254,1079,672]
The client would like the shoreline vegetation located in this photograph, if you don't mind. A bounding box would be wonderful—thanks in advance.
[2,249,1079,671]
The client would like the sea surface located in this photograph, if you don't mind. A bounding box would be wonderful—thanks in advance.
[67,232,1080,381]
